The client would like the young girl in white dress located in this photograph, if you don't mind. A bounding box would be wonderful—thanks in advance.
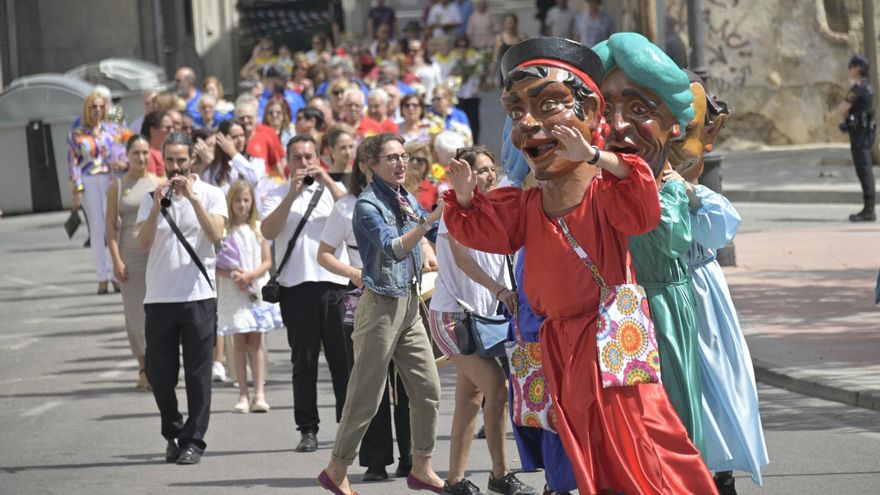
[217,180,275,413]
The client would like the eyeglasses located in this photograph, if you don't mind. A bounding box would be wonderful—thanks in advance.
[332,89,345,96]
[385,152,411,164]
[411,157,429,166]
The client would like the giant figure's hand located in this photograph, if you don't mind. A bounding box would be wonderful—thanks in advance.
[448,158,477,208]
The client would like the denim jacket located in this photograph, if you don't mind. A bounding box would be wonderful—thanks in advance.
[353,177,427,297]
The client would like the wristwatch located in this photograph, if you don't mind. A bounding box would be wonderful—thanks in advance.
[418,216,430,232]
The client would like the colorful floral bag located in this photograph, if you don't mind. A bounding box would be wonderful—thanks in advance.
[557,218,662,388]
[506,309,558,433]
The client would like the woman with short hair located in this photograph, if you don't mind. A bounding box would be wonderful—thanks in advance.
[68,90,126,294]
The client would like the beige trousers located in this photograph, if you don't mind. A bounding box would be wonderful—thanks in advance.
[331,286,441,465]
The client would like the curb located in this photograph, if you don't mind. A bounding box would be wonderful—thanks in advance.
[724,189,863,204]
[752,358,880,411]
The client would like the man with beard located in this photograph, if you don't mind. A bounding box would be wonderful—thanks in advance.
[443,36,717,494]
[594,32,706,457]
[137,132,227,464]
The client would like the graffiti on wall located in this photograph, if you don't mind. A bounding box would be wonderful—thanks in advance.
[668,0,755,91]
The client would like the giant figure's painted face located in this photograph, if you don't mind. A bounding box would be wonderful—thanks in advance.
[671,82,729,182]
[501,67,600,181]
[669,82,708,181]
[601,68,680,177]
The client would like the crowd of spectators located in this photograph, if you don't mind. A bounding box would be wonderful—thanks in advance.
[64,1,619,493]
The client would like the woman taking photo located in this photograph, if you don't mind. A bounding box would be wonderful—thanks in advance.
[317,147,414,481]
[105,135,159,390]
[428,147,536,495]
[68,90,124,294]
[319,133,444,495]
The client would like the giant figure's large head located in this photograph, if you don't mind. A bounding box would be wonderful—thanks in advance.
[669,71,730,182]
[500,37,606,181]
[593,33,694,178]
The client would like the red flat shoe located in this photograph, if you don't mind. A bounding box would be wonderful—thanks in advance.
[318,470,358,495]
[406,474,443,493]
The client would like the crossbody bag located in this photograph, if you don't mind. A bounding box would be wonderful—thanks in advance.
[557,218,661,388]
[262,184,325,303]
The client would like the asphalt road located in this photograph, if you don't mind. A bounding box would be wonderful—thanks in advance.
[0,208,877,494]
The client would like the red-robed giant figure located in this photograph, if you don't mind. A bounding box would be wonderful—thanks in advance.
[442,37,717,495]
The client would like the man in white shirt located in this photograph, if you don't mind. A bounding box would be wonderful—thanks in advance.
[427,0,463,39]
[260,135,350,454]
[136,132,227,465]
[544,0,576,38]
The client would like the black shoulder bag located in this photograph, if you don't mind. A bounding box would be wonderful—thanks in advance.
[150,192,214,291]
[453,255,517,358]
[261,184,325,303]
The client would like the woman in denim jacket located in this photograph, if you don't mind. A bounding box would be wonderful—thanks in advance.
[320,133,445,495]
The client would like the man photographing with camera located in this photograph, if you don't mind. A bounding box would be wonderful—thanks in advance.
[260,135,348,454]
[137,132,227,465]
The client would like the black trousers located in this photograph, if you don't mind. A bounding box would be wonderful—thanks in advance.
[458,98,481,144]
[144,298,217,452]
[343,323,412,468]
[279,281,349,434]
[850,128,876,208]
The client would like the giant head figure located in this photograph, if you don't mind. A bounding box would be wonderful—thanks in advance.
[500,37,607,181]
[669,71,731,182]
[593,33,694,178]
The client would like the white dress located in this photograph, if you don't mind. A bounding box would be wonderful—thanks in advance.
[217,224,280,335]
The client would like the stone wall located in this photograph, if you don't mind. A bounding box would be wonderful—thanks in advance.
[665,0,870,147]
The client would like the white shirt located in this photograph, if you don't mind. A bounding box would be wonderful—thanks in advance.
[430,216,509,315]
[545,6,576,38]
[201,153,266,195]
[427,3,463,38]
[320,195,361,269]
[261,181,348,288]
[137,176,228,303]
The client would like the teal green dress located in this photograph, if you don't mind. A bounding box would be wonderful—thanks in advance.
[629,179,704,455]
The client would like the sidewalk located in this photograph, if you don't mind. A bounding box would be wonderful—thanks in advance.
[720,144,878,203]
[724,223,880,410]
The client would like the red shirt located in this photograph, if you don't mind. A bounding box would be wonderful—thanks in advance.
[148,148,165,177]
[247,124,285,175]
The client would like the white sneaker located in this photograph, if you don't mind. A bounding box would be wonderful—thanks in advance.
[233,397,250,414]
[212,362,228,382]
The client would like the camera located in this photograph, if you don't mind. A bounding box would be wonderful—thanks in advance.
[161,170,185,208]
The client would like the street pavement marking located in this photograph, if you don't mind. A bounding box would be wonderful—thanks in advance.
[860,432,880,442]
[0,337,39,351]
[99,360,138,378]
[20,400,63,417]
[1,275,76,294]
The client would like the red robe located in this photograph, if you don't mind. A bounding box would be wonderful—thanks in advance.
[443,155,717,495]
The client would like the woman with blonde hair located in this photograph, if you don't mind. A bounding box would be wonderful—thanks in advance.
[217,180,275,413]
[68,90,125,294]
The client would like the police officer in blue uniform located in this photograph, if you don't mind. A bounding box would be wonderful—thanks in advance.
[839,54,876,222]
